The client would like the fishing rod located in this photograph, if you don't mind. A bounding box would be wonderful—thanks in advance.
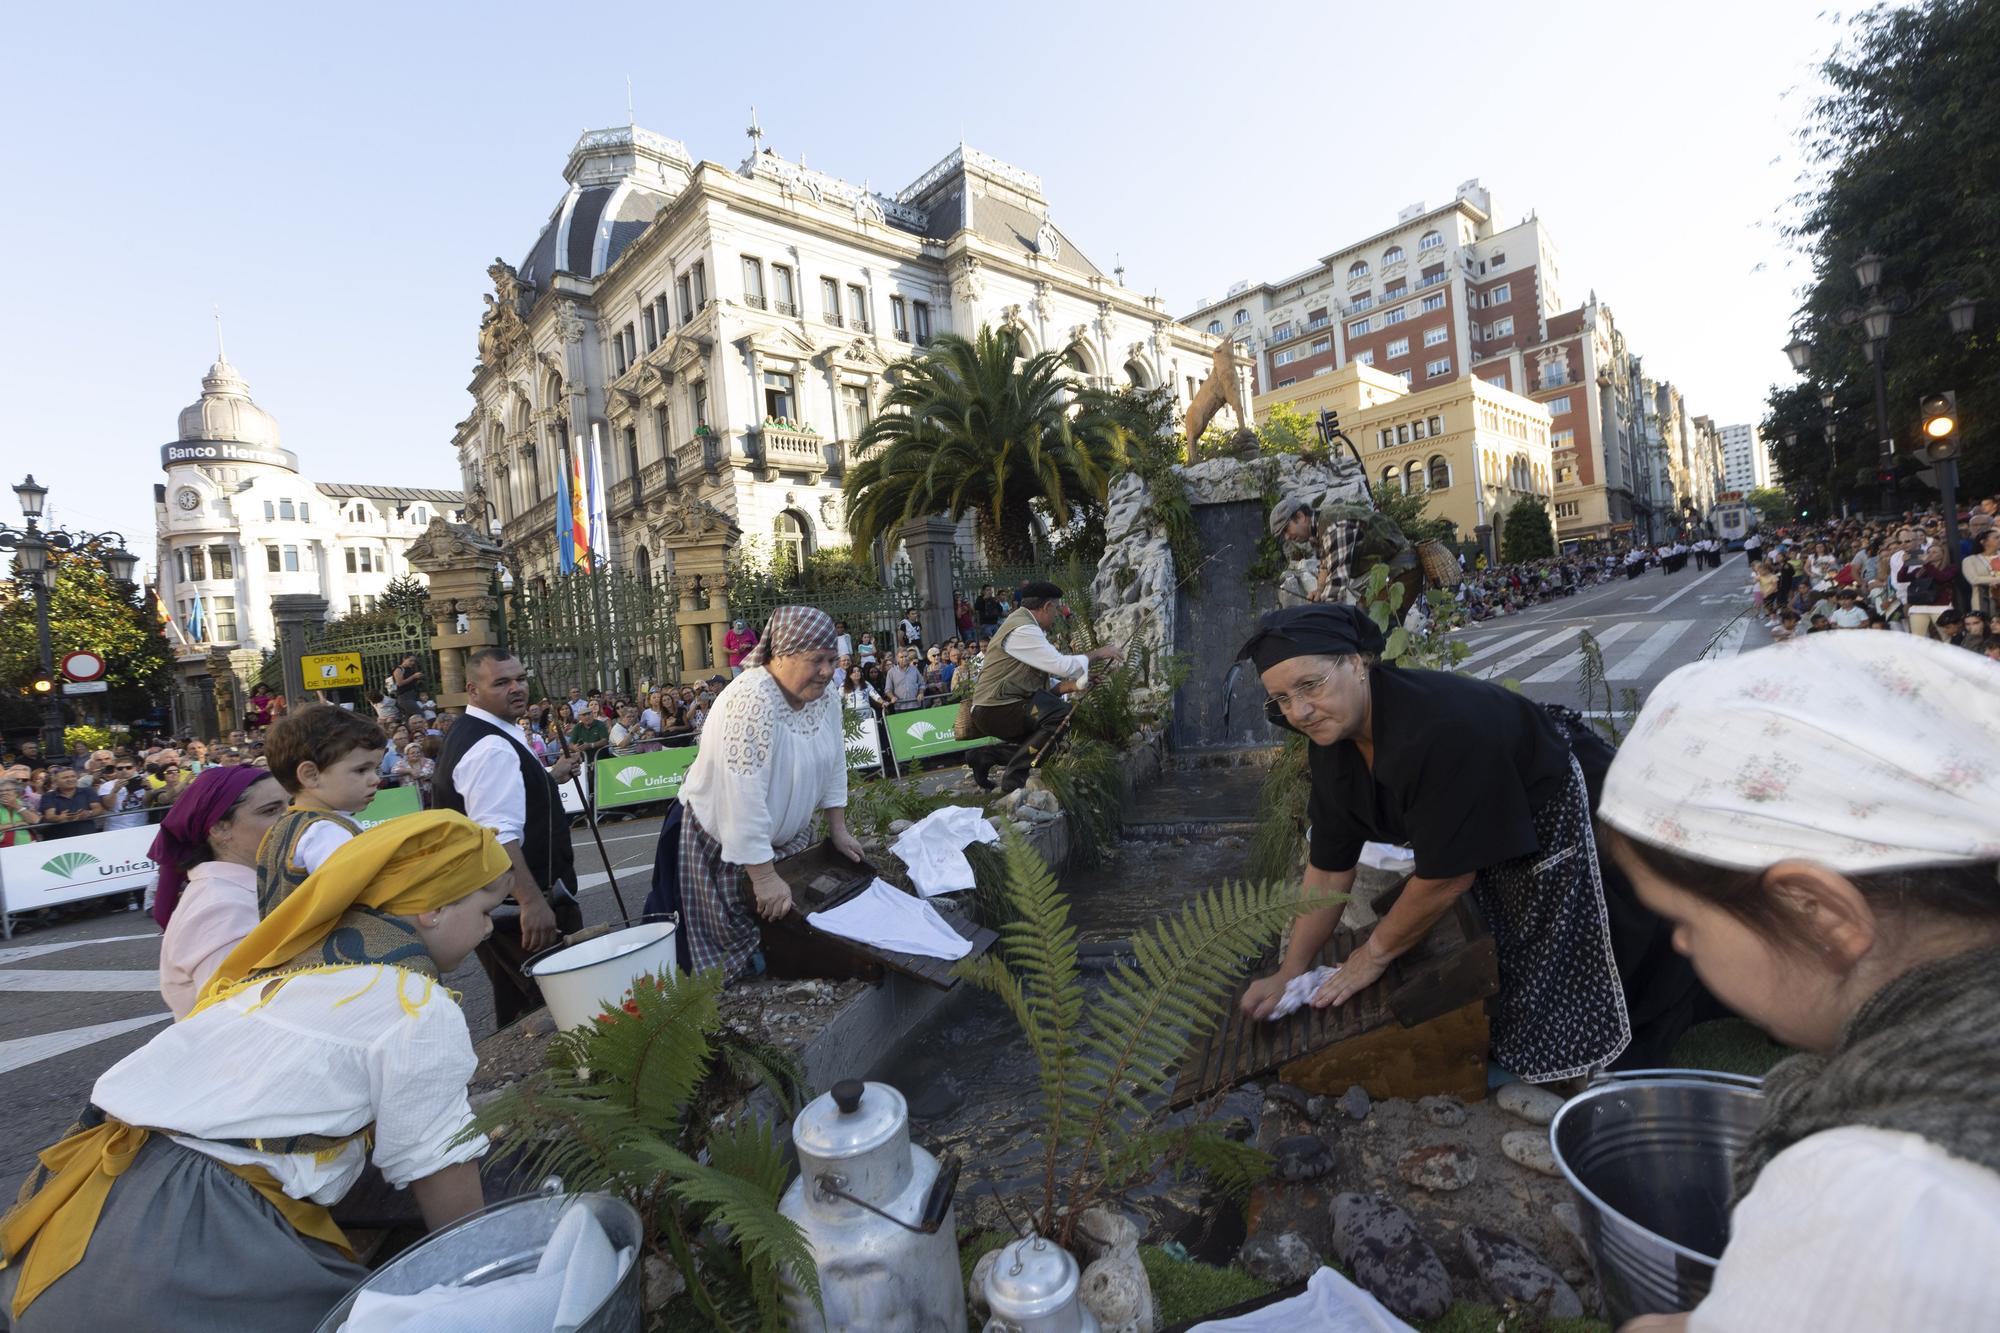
[554,721,633,925]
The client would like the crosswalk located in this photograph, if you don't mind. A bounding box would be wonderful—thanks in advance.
[0,930,171,1079]
[1453,613,1760,689]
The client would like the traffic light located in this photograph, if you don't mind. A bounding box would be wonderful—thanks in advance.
[27,673,55,698]
[1316,409,1339,446]
[1919,391,1958,462]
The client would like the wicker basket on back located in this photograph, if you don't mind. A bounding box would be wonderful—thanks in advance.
[1417,539,1464,588]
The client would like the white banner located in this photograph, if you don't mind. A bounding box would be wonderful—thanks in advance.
[0,825,161,914]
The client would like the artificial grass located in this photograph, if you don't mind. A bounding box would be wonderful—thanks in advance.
[1669,1017,1794,1078]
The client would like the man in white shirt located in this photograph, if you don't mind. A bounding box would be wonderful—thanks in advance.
[964,581,1121,791]
[433,650,584,1027]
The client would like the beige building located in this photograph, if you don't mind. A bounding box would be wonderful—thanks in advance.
[1258,362,1554,558]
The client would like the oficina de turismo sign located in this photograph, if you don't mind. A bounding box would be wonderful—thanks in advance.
[161,441,299,471]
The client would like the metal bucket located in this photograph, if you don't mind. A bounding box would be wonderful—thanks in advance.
[312,1184,643,1332]
[1548,1069,1764,1324]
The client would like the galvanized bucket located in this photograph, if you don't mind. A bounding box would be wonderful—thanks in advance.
[1548,1069,1764,1325]
[312,1184,643,1332]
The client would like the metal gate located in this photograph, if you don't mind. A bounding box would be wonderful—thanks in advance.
[508,567,681,702]
[302,613,436,704]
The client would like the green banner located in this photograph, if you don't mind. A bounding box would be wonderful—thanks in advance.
[886,703,984,762]
[354,785,423,830]
[595,748,699,808]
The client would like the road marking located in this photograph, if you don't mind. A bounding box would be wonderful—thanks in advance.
[1705,618,1750,659]
[1524,621,1642,683]
[1606,620,1696,679]
[1477,627,1584,681]
[1623,595,1658,601]
[0,970,162,993]
[1650,565,1727,614]
[1453,629,1544,669]
[0,933,157,967]
[0,1012,171,1077]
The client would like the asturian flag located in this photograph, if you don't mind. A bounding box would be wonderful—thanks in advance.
[586,424,612,572]
[185,591,206,642]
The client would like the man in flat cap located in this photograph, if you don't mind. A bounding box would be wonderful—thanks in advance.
[962,581,1122,791]
[1270,494,1319,608]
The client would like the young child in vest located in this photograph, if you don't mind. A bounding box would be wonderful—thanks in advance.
[0,812,514,1330]
[256,704,387,917]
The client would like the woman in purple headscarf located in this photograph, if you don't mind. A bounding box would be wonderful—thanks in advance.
[150,766,289,1018]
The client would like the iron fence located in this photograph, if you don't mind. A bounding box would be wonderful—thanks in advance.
[509,568,682,701]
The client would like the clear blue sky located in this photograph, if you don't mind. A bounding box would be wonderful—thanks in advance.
[0,0,1845,573]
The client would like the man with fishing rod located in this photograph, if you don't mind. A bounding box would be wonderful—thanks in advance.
[961,581,1123,793]
[433,647,587,1027]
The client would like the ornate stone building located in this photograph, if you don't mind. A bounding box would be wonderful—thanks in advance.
[455,125,1248,586]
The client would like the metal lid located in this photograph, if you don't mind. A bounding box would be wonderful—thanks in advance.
[793,1079,906,1161]
[984,1234,1079,1317]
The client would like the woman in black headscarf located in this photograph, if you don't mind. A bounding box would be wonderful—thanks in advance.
[1236,603,1705,1082]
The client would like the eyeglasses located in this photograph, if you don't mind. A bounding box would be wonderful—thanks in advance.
[1265,673,1340,716]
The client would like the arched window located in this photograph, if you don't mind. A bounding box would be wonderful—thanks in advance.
[1428,455,1451,489]
[1064,346,1087,375]
[1206,319,1222,335]
[1381,465,1402,495]
[1383,245,1406,265]
[1348,260,1369,279]
[1232,309,1249,326]
[636,545,651,593]
[1124,359,1151,388]
[1419,230,1443,252]
[773,510,811,578]
[1404,461,1423,492]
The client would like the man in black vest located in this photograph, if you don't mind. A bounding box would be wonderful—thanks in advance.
[434,647,585,1027]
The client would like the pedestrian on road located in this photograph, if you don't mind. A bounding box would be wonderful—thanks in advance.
[151,766,289,1018]
[1236,603,1707,1081]
[432,649,584,1028]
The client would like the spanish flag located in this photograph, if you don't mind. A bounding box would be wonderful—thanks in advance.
[569,442,592,574]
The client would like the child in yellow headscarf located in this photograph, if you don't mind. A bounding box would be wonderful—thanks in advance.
[0,811,514,1331]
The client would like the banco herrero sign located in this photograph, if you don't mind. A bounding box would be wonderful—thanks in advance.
[161,441,299,471]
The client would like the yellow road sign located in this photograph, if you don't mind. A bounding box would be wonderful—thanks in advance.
[301,651,364,690]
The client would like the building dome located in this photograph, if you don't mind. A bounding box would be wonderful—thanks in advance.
[177,355,282,450]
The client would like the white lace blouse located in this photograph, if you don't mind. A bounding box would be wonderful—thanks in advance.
[677,667,847,866]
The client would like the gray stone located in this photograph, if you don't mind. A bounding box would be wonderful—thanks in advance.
[1501,1129,1561,1178]
[1337,1085,1372,1121]
[1496,1081,1567,1127]
[1074,1206,1144,1263]
[1460,1227,1584,1319]
[1397,1143,1478,1193]
[887,818,914,834]
[1263,1082,1316,1118]
[1272,1134,1335,1182]
[1329,1193,1451,1323]
[1305,1095,1333,1123]
[1016,803,1060,825]
[1418,1095,1468,1128]
[1552,1201,1586,1252]
[1241,1232,1320,1286]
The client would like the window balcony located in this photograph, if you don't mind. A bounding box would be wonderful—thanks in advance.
[755,422,828,482]
[677,432,723,475]
[745,295,767,311]
[825,312,845,328]
[1417,273,1449,290]
[852,318,871,334]
[774,301,799,317]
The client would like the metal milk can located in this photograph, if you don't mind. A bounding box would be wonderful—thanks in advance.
[780,1078,964,1331]
[982,1234,1100,1333]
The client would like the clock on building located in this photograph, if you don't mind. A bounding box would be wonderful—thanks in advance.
[175,487,201,511]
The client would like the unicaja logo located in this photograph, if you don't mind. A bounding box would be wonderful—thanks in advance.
[41,852,99,880]
[613,765,649,788]
[905,720,938,741]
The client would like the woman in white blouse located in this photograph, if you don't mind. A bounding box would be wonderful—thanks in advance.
[672,605,863,979]
[150,767,290,1018]
[1598,634,2000,1333]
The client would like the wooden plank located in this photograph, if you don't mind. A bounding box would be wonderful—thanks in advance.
[1279,999,1490,1103]
[759,841,994,992]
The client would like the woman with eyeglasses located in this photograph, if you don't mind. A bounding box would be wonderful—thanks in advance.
[1235,603,1707,1085]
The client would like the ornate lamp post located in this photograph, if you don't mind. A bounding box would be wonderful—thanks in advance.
[1782,254,1977,516]
[0,474,140,758]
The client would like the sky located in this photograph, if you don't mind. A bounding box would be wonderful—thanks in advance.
[0,0,1850,576]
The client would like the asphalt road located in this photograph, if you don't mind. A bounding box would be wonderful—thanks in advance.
[0,563,1767,1197]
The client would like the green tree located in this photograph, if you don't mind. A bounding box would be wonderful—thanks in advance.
[1745,487,1795,525]
[843,327,1129,564]
[1499,496,1555,563]
[1375,483,1458,546]
[0,546,170,727]
[1770,0,1999,504]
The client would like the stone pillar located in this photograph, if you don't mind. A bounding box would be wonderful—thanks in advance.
[898,517,958,648]
[404,520,504,711]
[207,647,241,735]
[269,594,330,708]
[674,538,734,680]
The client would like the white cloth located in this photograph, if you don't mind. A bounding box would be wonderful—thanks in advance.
[452,704,543,845]
[892,804,1001,897]
[1601,633,2000,873]
[1358,842,1415,874]
[341,1201,634,1333]
[1265,965,1341,1021]
[1689,1126,2000,1333]
[296,818,357,875]
[994,619,1091,686]
[1188,1266,1414,1332]
[808,879,971,959]
[157,860,259,1019]
[677,666,846,867]
[92,968,487,1202]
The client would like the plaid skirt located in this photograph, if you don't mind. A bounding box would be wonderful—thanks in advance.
[679,808,815,981]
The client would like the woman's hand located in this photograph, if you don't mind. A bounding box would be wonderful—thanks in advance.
[825,810,865,863]
[750,869,793,922]
[1314,941,1389,1008]
[1240,972,1293,1020]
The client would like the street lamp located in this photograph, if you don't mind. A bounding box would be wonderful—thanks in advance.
[0,474,141,759]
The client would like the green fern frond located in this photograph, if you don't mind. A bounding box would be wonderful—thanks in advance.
[716,1036,810,1120]
[627,1138,823,1311]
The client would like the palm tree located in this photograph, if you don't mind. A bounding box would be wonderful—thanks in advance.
[843,326,1129,565]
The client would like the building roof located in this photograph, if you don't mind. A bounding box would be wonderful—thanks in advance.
[320,483,465,504]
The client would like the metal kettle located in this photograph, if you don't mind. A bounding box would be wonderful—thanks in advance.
[982,1234,1101,1333]
[780,1078,964,1332]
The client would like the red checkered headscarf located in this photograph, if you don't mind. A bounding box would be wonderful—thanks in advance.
[743,606,838,667]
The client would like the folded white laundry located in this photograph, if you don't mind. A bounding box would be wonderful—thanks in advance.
[1358,842,1415,873]
[341,1200,633,1333]
[892,804,1002,897]
[1187,1266,1416,1332]
[809,879,973,960]
[1265,964,1341,1022]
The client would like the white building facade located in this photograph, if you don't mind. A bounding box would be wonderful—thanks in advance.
[153,355,465,666]
[457,126,1249,584]
[1718,422,1771,494]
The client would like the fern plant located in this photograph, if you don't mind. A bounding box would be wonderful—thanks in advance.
[469,967,818,1331]
[957,832,1342,1250]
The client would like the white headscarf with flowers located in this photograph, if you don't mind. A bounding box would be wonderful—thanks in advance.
[1600,632,2000,874]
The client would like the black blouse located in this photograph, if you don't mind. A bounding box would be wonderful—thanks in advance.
[1306,666,1573,880]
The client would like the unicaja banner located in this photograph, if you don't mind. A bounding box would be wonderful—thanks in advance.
[595,748,699,809]
[353,786,423,830]
[886,703,985,762]
[0,824,160,916]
